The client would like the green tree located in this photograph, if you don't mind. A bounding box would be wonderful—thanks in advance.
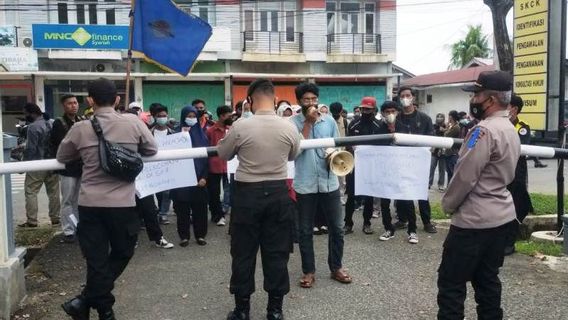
[449,25,491,69]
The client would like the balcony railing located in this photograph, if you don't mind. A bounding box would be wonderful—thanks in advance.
[242,31,304,54]
[327,33,382,54]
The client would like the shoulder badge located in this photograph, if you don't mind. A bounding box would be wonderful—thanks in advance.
[519,128,528,136]
[467,127,484,149]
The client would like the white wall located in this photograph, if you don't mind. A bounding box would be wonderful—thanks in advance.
[418,86,471,119]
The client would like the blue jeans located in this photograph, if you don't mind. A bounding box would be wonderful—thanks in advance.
[297,189,345,274]
[446,154,459,183]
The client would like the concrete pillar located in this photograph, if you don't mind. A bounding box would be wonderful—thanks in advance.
[385,76,395,101]
[33,76,45,111]
[0,108,27,320]
[224,77,232,107]
[134,77,144,107]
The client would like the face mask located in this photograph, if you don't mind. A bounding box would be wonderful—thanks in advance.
[436,117,444,123]
[469,97,490,120]
[354,112,361,117]
[242,111,253,119]
[156,117,168,126]
[361,112,374,120]
[25,115,35,123]
[185,118,198,127]
[459,119,469,126]
[386,114,397,124]
[332,113,340,120]
[147,116,155,126]
[401,98,413,107]
[224,118,234,126]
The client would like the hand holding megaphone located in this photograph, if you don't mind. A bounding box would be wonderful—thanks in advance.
[325,148,354,177]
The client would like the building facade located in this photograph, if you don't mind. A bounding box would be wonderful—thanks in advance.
[0,0,398,133]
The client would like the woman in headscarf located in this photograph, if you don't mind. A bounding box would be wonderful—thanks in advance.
[276,103,294,118]
[171,105,210,246]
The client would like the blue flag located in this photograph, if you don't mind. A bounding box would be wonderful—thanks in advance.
[132,0,212,76]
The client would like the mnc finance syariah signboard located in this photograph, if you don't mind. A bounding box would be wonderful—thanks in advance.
[32,24,129,50]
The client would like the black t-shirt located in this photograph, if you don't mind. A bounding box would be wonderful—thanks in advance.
[398,109,434,136]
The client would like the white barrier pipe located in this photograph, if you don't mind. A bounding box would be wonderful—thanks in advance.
[0,134,564,175]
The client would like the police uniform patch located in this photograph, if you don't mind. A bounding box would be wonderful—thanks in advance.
[519,128,527,136]
[467,127,483,149]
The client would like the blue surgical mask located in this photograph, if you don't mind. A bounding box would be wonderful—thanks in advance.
[185,118,198,127]
[156,117,168,126]
[242,111,253,119]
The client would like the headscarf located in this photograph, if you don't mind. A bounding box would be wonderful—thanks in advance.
[276,103,293,117]
[178,105,209,179]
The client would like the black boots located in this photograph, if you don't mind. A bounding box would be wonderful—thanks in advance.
[227,296,250,320]
[266,295,284,320]
[62,296,90,320]
[97,309,116,320]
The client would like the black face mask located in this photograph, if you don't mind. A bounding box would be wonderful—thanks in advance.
[332,113,340,120]
[224,118,233,126]
[25,115,35,123]
[361,112,374,121]
[469,97,491,120]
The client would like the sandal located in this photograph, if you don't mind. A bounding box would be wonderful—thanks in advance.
[299,273,315,288]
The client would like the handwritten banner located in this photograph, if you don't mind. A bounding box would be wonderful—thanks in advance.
[354,146,431,200]
[135,132,197,198]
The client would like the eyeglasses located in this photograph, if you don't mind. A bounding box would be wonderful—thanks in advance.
[301,97,319,103]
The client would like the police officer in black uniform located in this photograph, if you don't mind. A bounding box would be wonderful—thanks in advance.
[504,94,534,255]
[344,97,382,235]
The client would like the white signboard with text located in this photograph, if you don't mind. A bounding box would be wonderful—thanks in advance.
[0,47,38,71]
[135,132,197,198]
[354,146,431,200]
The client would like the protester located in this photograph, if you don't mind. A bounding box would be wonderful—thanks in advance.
[375,101,418,243]
[149,103,175,224]
[171,105,210,247]
[291,82,352,289]
[276,102,294,118]
[217,79,301,320]
[58,78,158,320]
[353,106,361,118]
[206,105,233,226]
[330,102,349,205]
[276,99,292,113]
[430,113,447,191]
[344,97,382,235]
[18,103,60,228]
[318,104,329,114]
[504,94,534,256]
[50,94,84,242]
[192,98,215,130]
[444,110,461,183]
[396,87,437,236]
[438,70,519,319]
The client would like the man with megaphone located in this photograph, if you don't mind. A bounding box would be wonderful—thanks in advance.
[344,97,382,235]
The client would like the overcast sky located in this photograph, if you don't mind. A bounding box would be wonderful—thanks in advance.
[395,0,514,75]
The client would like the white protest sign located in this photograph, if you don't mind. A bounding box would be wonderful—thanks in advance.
[227,157,295,179]
[354,145,431,200]
[135,132,198,198]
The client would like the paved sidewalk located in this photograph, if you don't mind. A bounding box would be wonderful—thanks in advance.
[16,215,568,320]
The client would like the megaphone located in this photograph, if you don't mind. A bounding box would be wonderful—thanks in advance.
[325,148,354,177]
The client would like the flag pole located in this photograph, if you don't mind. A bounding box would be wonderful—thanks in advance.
[124,1,135,110]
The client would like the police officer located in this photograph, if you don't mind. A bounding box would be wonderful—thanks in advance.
[438,71,520,320]
[217,79,301,320]
[344,97,382,234]
[504,94,534,255]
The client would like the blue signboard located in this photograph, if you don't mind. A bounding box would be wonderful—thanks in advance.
[32,24,129,50]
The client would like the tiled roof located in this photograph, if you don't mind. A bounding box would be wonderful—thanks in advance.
[401,65,495,88]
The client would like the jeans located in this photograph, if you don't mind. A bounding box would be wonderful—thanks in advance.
[222,176,231,212]
[208,173,228,221]
[381,198,416,234]
[437,221,515,320]
[229,180,293,297]
[156,191,171,216]
[429,155,446,188]
[77,206,139,312]
[60,175,80,235]
[297,189,345,274]
[445,154,459,183]
[135,195,163,242]
[24,170,60,224]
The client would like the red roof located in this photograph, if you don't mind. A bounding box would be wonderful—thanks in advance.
[401,65,495,88]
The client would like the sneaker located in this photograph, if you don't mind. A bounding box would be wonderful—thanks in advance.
[60,234,76,244]
[18,222,38,228]
[343,225,354,234]
[362,225,374,235]
[393,221,407,230]
[217,217,227,226]
[535,162,548,168]
[313,227,322,235]
[320,226,328,234]
[424,223,438,234]
[155,237,174,249]
[379,230,395,241]
[372,211,380,218]
[179,239,190,247]
[408,233,419,244]
[196,238,207,246]
[159,216,170,225]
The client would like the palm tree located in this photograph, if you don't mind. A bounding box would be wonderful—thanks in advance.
[449,25,491,69]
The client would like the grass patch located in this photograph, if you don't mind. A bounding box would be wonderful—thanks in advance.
[15,226,56,247]
[515,240,564,257]
[530,193,568,215]
[431,202,448,220]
